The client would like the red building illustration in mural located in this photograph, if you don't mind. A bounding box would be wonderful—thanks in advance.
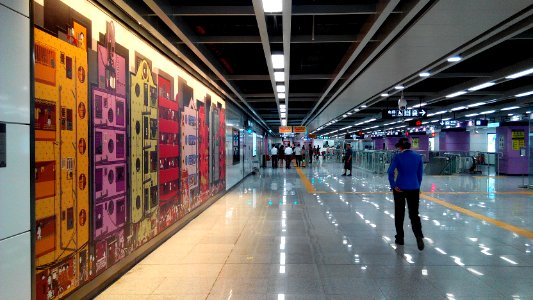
[197,99,210,203]
[158,74,180,228]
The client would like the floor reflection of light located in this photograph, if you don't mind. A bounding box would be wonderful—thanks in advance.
[467,268,484,276]
[279,266,285,274]
[500,256,518,265]
[278,294,285,300]
[280,252,286,265]
[447,293,456,300]
[435,247,447,255]
[227,289,233,300]
[451,256,465,266]
[422,269,428,276]
[404,254,414,264]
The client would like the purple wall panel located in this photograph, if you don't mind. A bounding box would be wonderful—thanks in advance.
[439,131,470,152]
[496,126,528,175]
[373,138,384,150]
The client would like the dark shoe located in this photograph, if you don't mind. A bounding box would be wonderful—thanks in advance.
[347,174,352,176]
[395,239,404,245]
[416,237,425,251]
[341,173,346,176]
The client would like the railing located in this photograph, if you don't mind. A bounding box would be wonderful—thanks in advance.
[349,150,499,176]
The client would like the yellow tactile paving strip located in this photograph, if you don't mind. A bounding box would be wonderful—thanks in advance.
[296,167,533,239]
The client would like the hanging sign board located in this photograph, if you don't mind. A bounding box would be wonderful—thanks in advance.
[382,109,427,119]
[308,134,317,139]
[0,123,5,167]
[279,126,292,133]
[293,126,306,133]
[232,128,240,165]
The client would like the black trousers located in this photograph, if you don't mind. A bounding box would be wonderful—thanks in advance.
[271,155,278,168]
[393,190,424,239]
[285,157,292,169]
[309,153,313,164]
[343,162,352,174]
[296,155,302,166]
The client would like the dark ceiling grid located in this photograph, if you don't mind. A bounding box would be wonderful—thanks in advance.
[120,1,532,135]
[313,9,533,138]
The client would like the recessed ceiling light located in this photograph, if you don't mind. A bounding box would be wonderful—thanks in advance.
[505,67,533,79]
[515,90,533,97]
[346,112,352,115]
[343,114,348,118]
[381,93,389,97]
[281,119,287,126]
[446,91,467,98]
[450,106,467,111]
[278,92,286,99]
[262,0,282,13]
[274,71,284,82]
[276,85,286,93]
[468,82,495,91]
[465,113,479,117]
[353,109,360,112]
[361,105,367,108]
[447,56,462,62]
[419,72,431,77]
[394,85,405,90]
[279,107,286,113]
[271,54,284,69]
[479,110,495,114]
[501,106,520,111]
[467,102,486,108]
[280,112,286,118]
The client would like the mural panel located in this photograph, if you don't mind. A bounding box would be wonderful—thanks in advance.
[33,1,226,299]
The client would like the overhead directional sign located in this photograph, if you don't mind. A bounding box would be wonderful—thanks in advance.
[279,126,292,133]
[382,109,427,119]
[293,126,306,133]
[440,120,458,127]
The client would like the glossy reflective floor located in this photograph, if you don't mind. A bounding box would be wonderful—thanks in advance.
[98,161,533,300]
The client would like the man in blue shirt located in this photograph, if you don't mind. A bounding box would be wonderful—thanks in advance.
[387,138,425,250]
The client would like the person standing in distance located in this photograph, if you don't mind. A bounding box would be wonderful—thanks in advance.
[284,145,293,169]
[387,138,425,250]
[294,144,302,167]
[341,143,352,176]
[271,144,278,168]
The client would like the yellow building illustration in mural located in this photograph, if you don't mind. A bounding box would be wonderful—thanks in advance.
[130,58,159,245]
[34,27,89,298]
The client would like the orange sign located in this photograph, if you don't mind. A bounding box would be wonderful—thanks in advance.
[279,126,293,133]
[308,134,317,139]
[293,126,306,133]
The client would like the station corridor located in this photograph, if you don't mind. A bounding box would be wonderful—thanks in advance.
[98,162,533,300]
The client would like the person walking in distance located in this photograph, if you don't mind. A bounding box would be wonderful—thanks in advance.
[341,143,353,176]
[308,145,313,164]
[294,144,302,167]
[284,144,293,169]
[271,144,278,168]
[387,138,425,250]
[278,145,285,167]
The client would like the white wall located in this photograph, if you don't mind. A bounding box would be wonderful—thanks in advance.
[470,128,496,152]
[0,1,31,299]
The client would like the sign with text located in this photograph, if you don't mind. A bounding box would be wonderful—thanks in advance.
[0,123,5,167]
[440,120,458,127]
[308,133,317,139]
[232,128,240,165]
[512,130,525,150]
[293,126,306,133]
[279,126,292,133]
[382,108,427,119]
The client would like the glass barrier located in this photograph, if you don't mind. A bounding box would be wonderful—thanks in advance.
[350,150,498,176]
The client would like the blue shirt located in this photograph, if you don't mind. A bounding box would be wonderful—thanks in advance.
[387,150,423,190]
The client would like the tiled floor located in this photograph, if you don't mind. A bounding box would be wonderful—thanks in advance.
[97,161,533,300]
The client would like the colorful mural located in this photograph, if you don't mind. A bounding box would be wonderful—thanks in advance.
[91,20,129,277]
[33,1,226,299]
